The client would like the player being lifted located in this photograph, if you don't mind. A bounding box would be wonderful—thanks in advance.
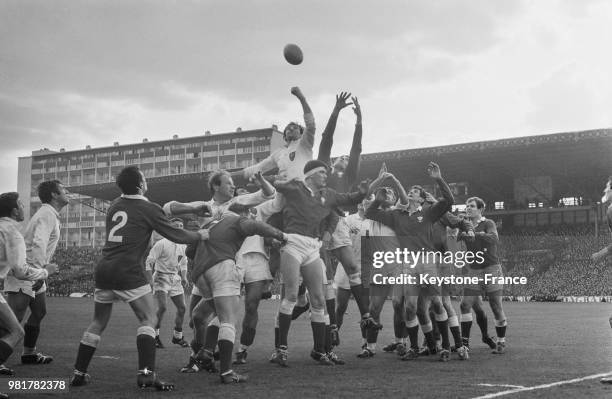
[241,86,315,192]
[0,192,59,386]
[365,162,455,362]
[458,197,507,359]
[145,218,190,348]
[70,166,209,391]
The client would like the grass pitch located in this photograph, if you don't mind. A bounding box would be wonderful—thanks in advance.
[4,298,612,399]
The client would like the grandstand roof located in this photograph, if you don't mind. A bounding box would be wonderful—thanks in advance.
[69,129,612,206]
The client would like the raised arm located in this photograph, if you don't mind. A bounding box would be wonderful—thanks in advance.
[162,200,211,218]
[331,180,370,207]
[242,152,279,180]
[425,162,454,222]
[292,87,316,151]
[386,172,408,205]
[317,92,352,164]
[250,171,276,199]
[345,96,363,187]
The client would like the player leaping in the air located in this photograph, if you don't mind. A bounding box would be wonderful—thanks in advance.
[70,166,209,391]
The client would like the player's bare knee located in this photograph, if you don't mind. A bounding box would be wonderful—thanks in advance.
[405,304,417,319]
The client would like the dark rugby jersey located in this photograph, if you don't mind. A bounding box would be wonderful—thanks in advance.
[318,114,362,216]
[95,195,201,290]
[275,180,365,239]
[189,215,284,282]
[433,212,473,252]
[463,218,499,269]
[365,178,453,252]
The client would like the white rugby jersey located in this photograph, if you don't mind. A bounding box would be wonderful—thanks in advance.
[0,217,48,281]
[146,238,187,274]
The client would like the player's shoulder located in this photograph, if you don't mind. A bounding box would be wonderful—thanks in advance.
[482,218,495,226]
[109,196,162,215]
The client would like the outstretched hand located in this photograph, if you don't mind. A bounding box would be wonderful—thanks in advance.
[334,92,352,111]
[427,162,442,179]
[291,86,304,99]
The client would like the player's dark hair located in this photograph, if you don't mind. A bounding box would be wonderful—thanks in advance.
[38,180,63,204]
[208,170,231,194]
[283,122,304,140]
[410,185,428,200]
[0,192,19,218]
[467,196,486,210]
[116,166,143,195]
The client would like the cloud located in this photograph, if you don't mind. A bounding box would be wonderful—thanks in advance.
[1,0,611,195]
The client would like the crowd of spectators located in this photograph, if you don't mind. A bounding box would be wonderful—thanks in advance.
[502,230,611,297]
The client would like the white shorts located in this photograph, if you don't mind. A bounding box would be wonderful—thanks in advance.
[196,259,242,300]
[191,285,202,297]
[3,275,46,298]
[329,217,352,250]
[94,284,151,304]
[238,252,272,284]
[153,272,184,297]
[281,234,322,266]
[334,263,350,290]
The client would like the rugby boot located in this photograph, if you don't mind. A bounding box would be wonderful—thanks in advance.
[220,370,248,384]
[310,350,334,366]
[136,369,174,391]
[21,352,53,364]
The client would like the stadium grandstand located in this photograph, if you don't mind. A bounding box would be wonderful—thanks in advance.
[16,128,612,299]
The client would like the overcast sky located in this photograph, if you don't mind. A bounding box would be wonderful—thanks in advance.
[1,0,611,193]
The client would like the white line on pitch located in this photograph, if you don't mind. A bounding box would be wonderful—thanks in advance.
[94,355,120,360]
[477,384,526,389]
[471,372,612,399]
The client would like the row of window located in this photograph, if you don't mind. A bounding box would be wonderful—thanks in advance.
[41,157,265,185]
[32,145,271,174]
[33,138,271,166]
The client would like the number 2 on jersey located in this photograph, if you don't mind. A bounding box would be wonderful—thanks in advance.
[108,211,128,243]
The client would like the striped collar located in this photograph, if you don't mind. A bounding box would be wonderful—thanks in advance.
[121,194,149,201]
